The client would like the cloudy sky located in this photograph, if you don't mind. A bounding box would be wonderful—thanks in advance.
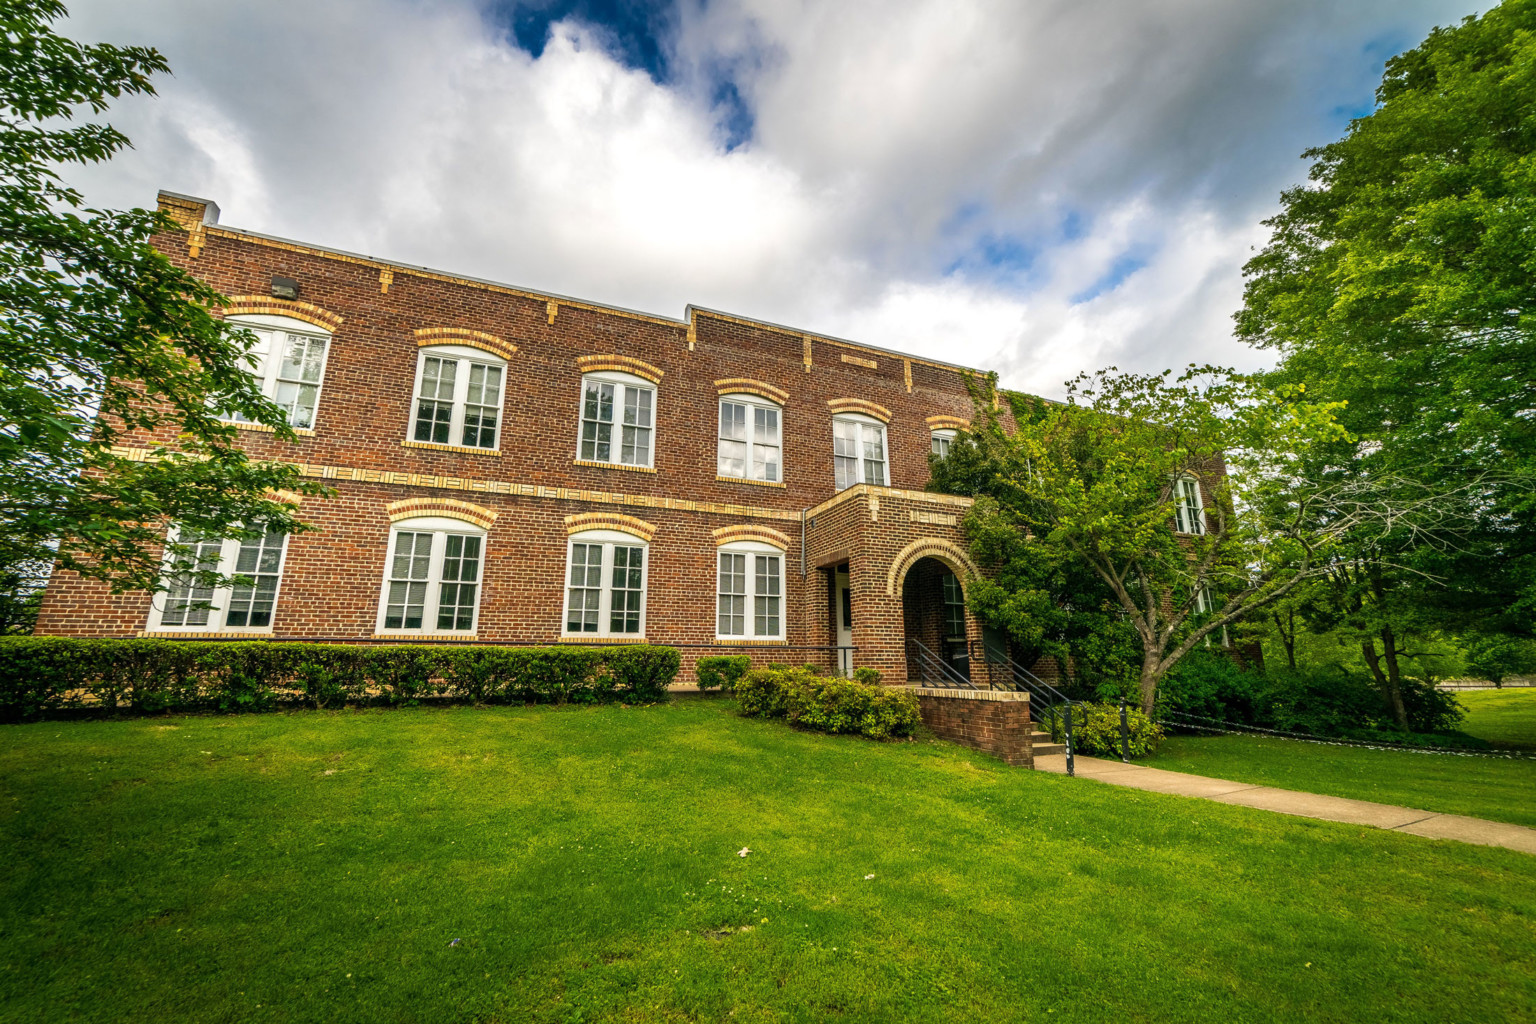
[63,0,1478,397]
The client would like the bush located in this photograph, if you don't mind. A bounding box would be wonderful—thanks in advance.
[695,655,751,693]
[0,638,680,720]
[1159,650,1262,724]
[735,665,919,739]
[1049,701,1164,757]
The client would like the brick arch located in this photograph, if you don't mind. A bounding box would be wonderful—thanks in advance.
[413,327,517,362]
[221,297,344,332]
[886,538,980,597]
[925,414,971,431]
[564,512,656,542]
[712,524,791,550]
[715,378,789,405]
[386,498,498,530]
[827,397,891,423]
[576,354,663,383]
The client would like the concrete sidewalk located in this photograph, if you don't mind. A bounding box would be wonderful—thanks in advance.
[1033,753,1536,855]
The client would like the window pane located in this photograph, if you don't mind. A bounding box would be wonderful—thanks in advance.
[226,530,287,628]
[567,543,602,632]
[753,407,781,481]
[581,381,615,461]
[718,402,747,477]
[415,357,457,444]
[717,552,746,635]
[610,546,644,633]
[863,424,886,485]
[227,328,273,423]
[942,571,965,639]
[385,532,432,630]
[932,434,951,458]
[754,555,780,637]
[161,531,223,626]
[833,419,860,490]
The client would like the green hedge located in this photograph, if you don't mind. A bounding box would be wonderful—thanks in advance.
[694,655,751,693]
[0,638,679,720]
[1040,701,1164,757]
[736,665,919,740]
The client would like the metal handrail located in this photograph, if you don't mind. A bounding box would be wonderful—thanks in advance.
[905,637,976,689]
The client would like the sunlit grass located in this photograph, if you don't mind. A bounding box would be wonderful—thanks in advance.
[2,698,1533,1023]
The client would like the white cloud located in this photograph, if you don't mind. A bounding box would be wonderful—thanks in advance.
[61,0,1472,398]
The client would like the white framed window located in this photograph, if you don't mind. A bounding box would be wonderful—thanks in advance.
[578,371,655,468]
[1174,476,1207,535]
[410,345,506,451]
[931,429,957,459]
[227,314,332,430]
[148,526,289,632]
[716,541,784,640]
[563,530,648,637]
[375,516,485,634]
[833,414,888,490]
[1193,585,1212,615]
[717,393,782,482]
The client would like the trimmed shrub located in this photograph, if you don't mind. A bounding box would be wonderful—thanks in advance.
[0,638,679,720]
[736,665,919,740]
[694,655,751,694]
[1055,701,1164,757]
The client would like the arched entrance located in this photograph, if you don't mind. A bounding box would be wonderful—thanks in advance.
[901,555,972,684]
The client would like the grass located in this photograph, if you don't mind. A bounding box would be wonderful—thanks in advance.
[1456,687,1536,749]
[1143,687,1536,828]
[0,698,1533,1024]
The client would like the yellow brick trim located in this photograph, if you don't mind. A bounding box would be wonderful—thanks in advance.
[715,476,787,489]
[804,483,974,520]
[886,538,981,597]
[904,359,913,393]
[221,297,344,331]
[379,269,393,293]
[573,459,657,474]
[827,398,892,423]
[547,301,558,324]
[802,335,813,372]
[401,440,502,457]
[714,378,789,404]
[109,447,806,522]
[906,686,1029,702]
[555,636,648,645]
[138,630,274,639]
[565,512,657,542]
[371,633,477,643]
[267,489,304,507]
[577,354,663,383]
[220,420,315,438]
[926,415,971,431]
[413,327,517,361]
[712,524,791,550]
[840,353,877,369]
[710,639,790,647]
[386,497,498,529]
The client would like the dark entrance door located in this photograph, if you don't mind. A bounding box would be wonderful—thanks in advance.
[940,570,969,680]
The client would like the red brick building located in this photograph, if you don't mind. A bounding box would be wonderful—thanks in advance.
[32,191,1209,691]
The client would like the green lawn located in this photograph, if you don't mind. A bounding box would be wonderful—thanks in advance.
[1457,687,1536,749]
[2,699,1534,1024]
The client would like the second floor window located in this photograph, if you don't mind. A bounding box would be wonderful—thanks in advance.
[833,415,887,490]
[718,394,782,482]
[931,429,957,459]
[579,372,654,468]
[1174,476,1206,535]
[149,526,289,632]
[412,345,506,450]
[227,315,331,430]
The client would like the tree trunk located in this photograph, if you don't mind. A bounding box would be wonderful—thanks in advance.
[1272,609,1297,670]
[1380,625,1410,730]
[1139,651,1161,716]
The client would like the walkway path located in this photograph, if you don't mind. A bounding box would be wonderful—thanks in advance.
[1033,753,1536,856]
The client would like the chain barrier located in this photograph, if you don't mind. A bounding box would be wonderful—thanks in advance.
[1157,707,1536,761]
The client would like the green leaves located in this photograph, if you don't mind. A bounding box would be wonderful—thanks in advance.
[0,0,328,593]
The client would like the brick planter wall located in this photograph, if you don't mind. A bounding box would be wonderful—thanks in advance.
[910,687,1032,767]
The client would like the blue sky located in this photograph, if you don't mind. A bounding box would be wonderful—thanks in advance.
[65,0,1480,396]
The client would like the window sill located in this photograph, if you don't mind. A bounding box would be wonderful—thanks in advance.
[221,420,315,437]
[716,476,787,488]
[138,629,275,639]
[370,632,478,642]
[712,638,789,646]
[401,440,501,456]
[556,635,649,644]
[573,459,656,474]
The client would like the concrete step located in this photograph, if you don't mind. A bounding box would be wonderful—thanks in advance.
[1032,742,1066,756]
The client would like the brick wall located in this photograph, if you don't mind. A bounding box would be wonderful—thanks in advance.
[912,688,1033,767]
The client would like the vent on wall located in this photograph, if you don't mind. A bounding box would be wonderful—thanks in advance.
[270,276,300,300]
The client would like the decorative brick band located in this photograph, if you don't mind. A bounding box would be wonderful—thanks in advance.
[577,354,664,383]
[712,638,791,647]
[267,489,304,507]
[222,420,315,438]
[926,415,971,431]
[555,635,648,645]
[712,524,791,550]
[565,512,657,542]
[386,497,498,529]
[221,297,344,331]
[827,398,892,422]
[573,459,657,474]
[906,687,1029,702]
[804,483,974,520]
[715,378,789,404]
[139,630,273,639]
[886,537,981,597]
[413,327,517,361]
[402,440,501,457]
[371,633,477,642]
[840,353,877,369]
[715,476,787,488]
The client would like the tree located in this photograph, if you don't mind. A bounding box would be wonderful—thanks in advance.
[0,0,325,596]
[933,366,1481,716]
[1236,0,1536,634]
[1464,634,1536,688]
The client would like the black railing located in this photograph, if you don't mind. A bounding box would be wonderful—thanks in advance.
[905,637,976,689]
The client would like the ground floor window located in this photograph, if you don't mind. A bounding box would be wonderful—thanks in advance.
[149,527,289,632]
[564,531,648,637]
[375,518,485,634]
[717,541,784,640]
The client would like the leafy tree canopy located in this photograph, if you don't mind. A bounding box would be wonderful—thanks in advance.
[0,0,326,595]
